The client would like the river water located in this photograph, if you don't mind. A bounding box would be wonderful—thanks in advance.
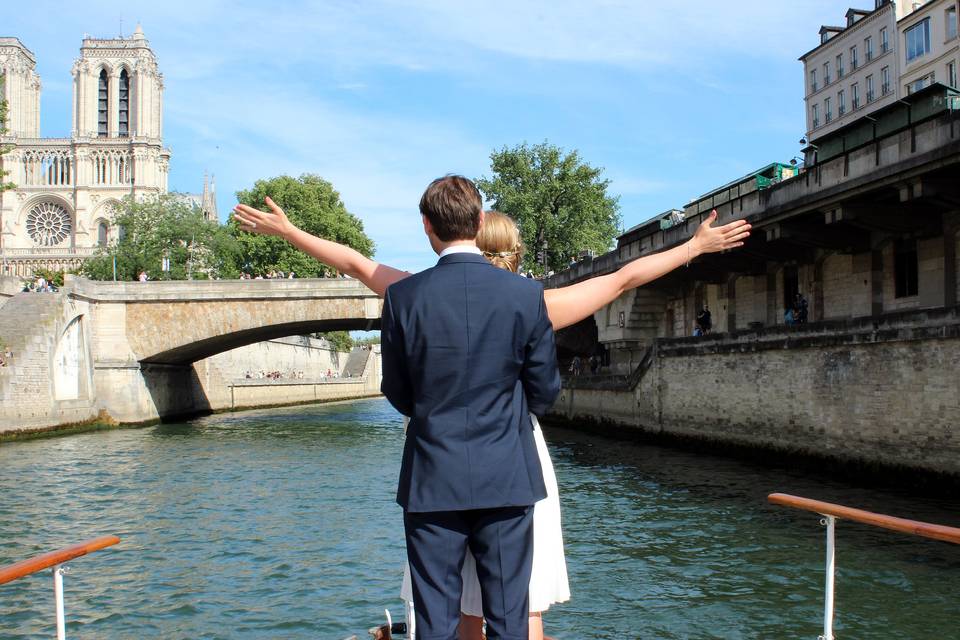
[1,398,958,639]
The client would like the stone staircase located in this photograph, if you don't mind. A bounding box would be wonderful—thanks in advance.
[0,292,68,417]
[342,347,372,378]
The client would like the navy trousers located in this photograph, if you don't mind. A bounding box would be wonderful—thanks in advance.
[403,506,534,640]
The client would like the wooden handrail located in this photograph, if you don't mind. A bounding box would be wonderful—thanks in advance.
[0,536,120,585]
[769,493,960,545]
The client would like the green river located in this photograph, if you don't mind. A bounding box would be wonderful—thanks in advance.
[1,398,958,638]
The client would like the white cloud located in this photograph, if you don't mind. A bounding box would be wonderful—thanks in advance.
[10,0,840,270]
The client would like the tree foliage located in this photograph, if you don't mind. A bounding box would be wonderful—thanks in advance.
[31,267,67,288]
[476,142,621,275]
[230,174,374,277]
[83,194,240,281]
[0,90,15,193]
[320,331,354,353]
[354,335,381,347]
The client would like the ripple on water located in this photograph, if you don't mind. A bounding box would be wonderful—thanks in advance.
[2,398,960,639]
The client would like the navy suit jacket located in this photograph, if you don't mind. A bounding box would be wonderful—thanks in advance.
[381,252,561,513]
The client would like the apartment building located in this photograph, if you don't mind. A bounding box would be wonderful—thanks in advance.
[899,0,959,94]
[800,1,899,142]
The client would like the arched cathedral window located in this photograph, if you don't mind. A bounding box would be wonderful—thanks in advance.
[118,69,130,137]
[98,70,109,137]
[97,221,109,247]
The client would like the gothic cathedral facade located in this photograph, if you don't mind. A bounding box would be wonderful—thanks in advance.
[0,27,210,277]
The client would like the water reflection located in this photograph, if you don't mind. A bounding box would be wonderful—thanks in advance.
[0,399,957,639]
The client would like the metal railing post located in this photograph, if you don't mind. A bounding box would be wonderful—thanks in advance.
[53,564,66,640]
[820,515,836,640]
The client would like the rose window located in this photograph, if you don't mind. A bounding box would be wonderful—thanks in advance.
[26,202,72,247]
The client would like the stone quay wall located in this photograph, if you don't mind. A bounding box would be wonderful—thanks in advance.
[195,346,382,413]
[550,309,960,476]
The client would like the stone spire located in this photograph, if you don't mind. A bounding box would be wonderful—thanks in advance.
[201,172,218,222]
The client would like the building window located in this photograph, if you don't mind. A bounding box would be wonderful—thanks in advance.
[867,74,875,102]
[948,6,958,41]
[118,69,130,137]
[836,54,844,78]
[894,238,919,298]
[905,18,931,62]
[97,70,109,137]
[26,201,72,247]
[865,36,874,61]
[825,96,832,123]
[850,45,859,70]
[852,82,860,109]
[882,66,891,95]
[838,89,846,115]
[880,27,889,53]
[811,69,818,92]
[907,72,936,94]
[824,61,832,84]
[812,104,820,128]
[97,221,109,247]
[949,61,957,88]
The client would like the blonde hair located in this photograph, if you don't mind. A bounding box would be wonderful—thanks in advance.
[478,211,524,273]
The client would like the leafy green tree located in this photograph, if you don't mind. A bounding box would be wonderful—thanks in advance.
[83,194,240,281]
[320,331,354,353]
[476,142,621,275]
[231,174,374,277]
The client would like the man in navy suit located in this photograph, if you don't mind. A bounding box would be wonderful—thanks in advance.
[381,175,561,640]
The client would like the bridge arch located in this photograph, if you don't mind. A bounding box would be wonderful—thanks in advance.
[140,316,381,365]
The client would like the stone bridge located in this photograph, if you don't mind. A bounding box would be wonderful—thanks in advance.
[0,276,383,431]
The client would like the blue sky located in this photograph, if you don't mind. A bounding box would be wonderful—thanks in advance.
[7,1,841,272]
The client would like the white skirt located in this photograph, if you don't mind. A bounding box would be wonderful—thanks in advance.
[400,414,570,615]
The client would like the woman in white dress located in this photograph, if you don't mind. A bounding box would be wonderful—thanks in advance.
[233,200,750,639]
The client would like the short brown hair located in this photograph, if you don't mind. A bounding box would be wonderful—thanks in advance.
[419,175,483,242]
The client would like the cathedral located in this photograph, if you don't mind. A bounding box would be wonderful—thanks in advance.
[0,27,216,277]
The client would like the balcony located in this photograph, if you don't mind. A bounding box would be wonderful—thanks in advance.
[9,142,75,188]
[1,247,99,258]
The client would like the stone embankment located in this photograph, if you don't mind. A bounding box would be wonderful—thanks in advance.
[0,290,102,432]
[196,345,381,413]
[0,276,383,438]
[549,307,960,477]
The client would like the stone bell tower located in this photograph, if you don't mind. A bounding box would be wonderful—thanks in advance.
[0,37,41,138]
[72,24,163,141]
[0,27,172,278]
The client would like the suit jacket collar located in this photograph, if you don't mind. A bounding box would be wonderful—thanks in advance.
[437,252,490,266]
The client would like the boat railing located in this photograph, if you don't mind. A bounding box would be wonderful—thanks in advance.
[0,535,121,640]
[768,493,960,640]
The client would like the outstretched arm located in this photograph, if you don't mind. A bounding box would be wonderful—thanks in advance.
[232,197,410,296]
[544,211,750,330]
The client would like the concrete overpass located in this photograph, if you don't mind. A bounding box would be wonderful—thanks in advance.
[0,276,383,431]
